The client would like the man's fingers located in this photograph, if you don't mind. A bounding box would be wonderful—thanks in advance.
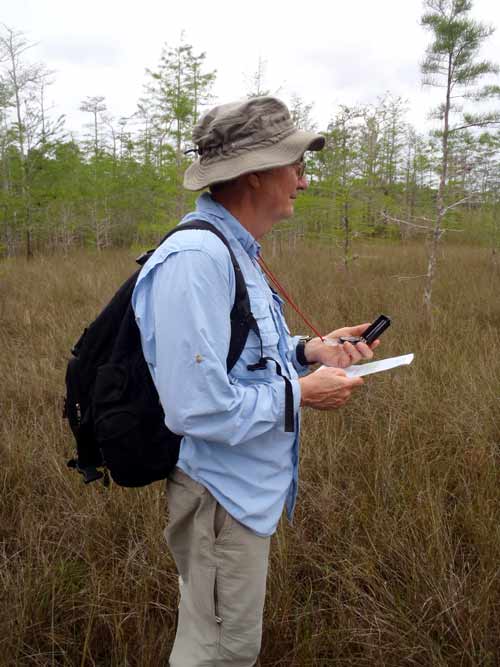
[317,366,347,378]
[300,365,364,410]
[324,368,363,388]
[342,341,363,363]
[354,341,374,358]
[346,376,364,388]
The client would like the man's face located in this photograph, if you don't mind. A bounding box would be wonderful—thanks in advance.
[256,159,308,228]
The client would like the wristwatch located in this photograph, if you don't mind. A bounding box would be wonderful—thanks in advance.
[296,336,312,366]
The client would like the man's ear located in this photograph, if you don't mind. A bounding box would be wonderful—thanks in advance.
[247,173,261,190]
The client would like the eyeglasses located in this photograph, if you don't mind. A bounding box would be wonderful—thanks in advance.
[292,158,306,180]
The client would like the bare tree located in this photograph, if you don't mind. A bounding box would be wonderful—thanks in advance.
[420,0,500,309]
[245,56,271,98]
[0,24,57,257]
[79,95,107,161]
[79,95,108,250]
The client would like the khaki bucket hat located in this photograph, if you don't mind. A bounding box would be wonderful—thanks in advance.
[183,96,325,191]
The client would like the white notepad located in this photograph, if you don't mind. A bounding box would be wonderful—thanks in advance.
[343,353,414,378]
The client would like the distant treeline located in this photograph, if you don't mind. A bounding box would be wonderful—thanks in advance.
[1,15,499,260]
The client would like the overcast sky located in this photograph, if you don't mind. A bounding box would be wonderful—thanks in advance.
[3,0,500,138]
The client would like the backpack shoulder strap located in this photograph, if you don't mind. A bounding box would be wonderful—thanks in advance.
[186,223,260,374]
[137,220,261,375]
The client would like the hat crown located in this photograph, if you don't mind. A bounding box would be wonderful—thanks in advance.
[193,96,295,159]
[184,95,325,190]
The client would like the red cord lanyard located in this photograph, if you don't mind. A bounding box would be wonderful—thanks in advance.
[257,255,325,341]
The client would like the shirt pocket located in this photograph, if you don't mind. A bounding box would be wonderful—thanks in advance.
[270,292,291,334]
[270,293,296,362]
[230,297,279,380]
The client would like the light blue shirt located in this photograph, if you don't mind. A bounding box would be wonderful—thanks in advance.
[132,193,309,536]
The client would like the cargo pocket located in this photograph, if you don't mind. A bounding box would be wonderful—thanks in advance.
[170,565,222,661]
[214,568,223,630]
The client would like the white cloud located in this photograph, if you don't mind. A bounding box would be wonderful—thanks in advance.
[2,0,499,136]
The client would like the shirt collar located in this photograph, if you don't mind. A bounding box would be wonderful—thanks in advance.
[185,193,261,260]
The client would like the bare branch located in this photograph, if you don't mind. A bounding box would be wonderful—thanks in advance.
[390,274,428,281]
[381,212,433,231]
[381,212,464,233]
[450,118,500,133]
[413,215,438,223]
[442,193,478,213]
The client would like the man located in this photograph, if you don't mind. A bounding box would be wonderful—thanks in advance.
[132,96,378,667]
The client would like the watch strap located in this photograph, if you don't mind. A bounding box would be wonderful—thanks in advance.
[296,337,312,366]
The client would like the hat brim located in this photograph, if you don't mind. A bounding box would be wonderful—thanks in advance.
[183,130,325,191]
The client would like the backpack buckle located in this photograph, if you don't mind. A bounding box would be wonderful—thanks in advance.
[136,250,154,266]
[247,358,267,371]
[67,458,105,485]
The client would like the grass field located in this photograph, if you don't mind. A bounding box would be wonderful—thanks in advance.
[1,239,499,666]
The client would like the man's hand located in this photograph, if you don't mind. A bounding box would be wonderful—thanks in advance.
[303,323,380,369]
[299,367,364,409]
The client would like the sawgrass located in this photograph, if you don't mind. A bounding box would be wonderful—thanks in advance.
[1,240,499,666]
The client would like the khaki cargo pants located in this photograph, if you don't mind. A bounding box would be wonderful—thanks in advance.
[165,467,271,667]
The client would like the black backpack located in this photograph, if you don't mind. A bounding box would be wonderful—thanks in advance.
[64,221,264,487]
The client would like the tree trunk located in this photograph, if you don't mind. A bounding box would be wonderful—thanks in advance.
[26,228,33,260]
[423,53,452,311]
[343,199,350,272]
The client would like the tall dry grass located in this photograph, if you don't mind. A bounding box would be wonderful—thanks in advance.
[1,240,499,666]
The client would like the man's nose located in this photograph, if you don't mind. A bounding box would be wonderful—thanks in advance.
[297,175,308,191]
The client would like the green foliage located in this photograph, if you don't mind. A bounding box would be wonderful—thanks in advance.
[143,39,216,152]
[419,0,500,307]
[0,26,499,258]
[421,0,499,115]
